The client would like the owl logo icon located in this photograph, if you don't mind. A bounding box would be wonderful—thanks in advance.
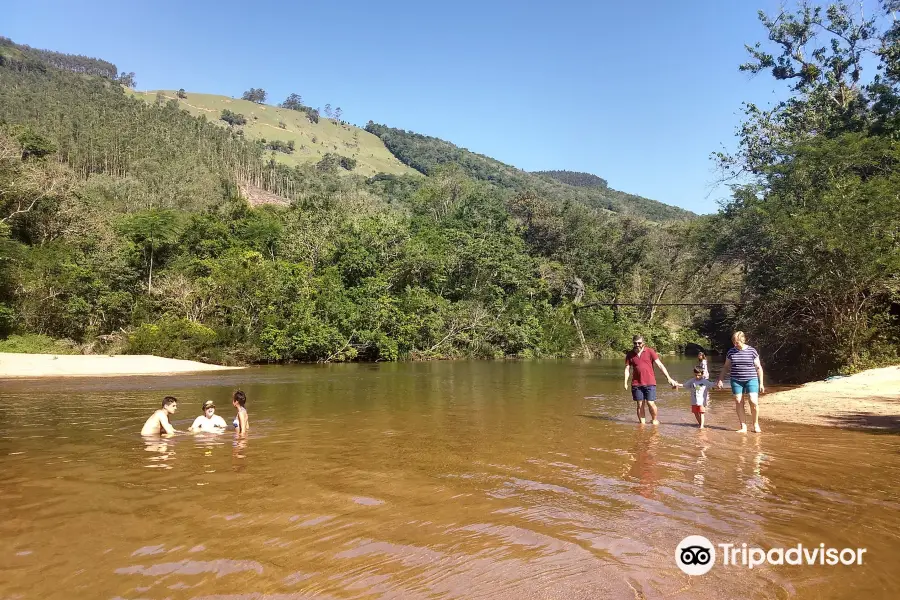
[676,536,716,575]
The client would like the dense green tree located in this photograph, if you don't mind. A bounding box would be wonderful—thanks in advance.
[712,1,900,378]
[280,93,304,110]
[220,109,247,126]
[118,210,180,293]
[241,88,267,103]
[118,71,136,87]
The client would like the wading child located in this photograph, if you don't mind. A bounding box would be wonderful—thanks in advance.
[673,367,713,429]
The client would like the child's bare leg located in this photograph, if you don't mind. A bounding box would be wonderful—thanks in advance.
[694,412,702,426]
[699,413,706,429]
[734,394,747,432]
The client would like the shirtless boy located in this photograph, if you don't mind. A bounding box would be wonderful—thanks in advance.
[140,396,178,436]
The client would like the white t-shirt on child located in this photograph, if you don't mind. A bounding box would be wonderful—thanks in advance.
[190,414,228,432]
[683,378,713,406]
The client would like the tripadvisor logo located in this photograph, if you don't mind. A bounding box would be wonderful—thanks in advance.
[675,536,867,575]
[676,535,716,575]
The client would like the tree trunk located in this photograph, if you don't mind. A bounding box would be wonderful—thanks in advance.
[572,310,593,359]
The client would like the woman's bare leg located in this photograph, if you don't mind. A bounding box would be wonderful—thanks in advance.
[734,394,747,432]
[748,393,761,432]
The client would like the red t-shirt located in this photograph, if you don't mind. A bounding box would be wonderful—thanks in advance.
[625,347,659,386]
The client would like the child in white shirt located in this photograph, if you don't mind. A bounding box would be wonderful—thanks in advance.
[674,366,714,428]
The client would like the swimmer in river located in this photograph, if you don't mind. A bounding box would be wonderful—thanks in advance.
[232,390,249,435]
[140,396,178,436]
[188,400,228,433]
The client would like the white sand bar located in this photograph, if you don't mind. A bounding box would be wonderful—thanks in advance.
[0,353,243,378]
[763,365,900,430]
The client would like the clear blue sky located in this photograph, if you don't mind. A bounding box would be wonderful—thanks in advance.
[5,0,788,213]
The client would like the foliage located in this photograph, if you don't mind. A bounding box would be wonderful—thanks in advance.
[127,317,221,362]
[0,36,117,78]
[534,170,608,188]
[365,122,693,222]
[713,1,900,380]
[263,139,294,154]
[220,109,247,126]
[0,36,719,366]
[118,71,136,87]
[0,333,79,354]
[241,88,267,103]
[280,93,304,111]
[177,88,187,99]
[317,153,356,172]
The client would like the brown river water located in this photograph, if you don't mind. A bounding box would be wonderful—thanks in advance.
[1,359,898,599]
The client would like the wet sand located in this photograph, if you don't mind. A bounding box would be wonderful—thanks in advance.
[0,353,242,378]
[762,365,900,431]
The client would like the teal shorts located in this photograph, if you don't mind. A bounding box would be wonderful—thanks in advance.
[730,378,759,395]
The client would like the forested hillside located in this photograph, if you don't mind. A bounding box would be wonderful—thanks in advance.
[365,123,694,222]
[0,36,722,365]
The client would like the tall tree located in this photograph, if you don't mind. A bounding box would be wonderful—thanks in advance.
[280,93,304,110]
[118,71,136,87]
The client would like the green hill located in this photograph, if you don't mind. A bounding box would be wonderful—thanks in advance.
[130,91,418,178]
[365,123,694,221]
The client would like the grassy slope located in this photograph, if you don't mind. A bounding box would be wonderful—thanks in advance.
[129,91,419,177]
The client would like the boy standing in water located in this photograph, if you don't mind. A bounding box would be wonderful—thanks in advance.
[141,396,178,436]
[673,367,713,428]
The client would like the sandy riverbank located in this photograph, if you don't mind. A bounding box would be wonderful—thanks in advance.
[0,353,243,378]
[761,365,900,431]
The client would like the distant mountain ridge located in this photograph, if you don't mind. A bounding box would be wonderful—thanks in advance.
[533,170,608,189]
[365,123,694,221]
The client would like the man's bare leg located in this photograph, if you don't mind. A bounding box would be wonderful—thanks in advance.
[636,401,646,424]
[734,395,747,433]
[748,393,761,432]
[647,401,659,425]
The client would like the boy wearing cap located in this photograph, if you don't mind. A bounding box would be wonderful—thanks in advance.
[188,400,228,433]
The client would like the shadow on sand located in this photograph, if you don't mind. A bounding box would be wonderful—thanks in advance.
[824,412,900,434]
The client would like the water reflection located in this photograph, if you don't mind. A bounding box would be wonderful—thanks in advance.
[627,427,661,500]
[143,437,176,469]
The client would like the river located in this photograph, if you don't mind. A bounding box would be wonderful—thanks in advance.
[1,359,898,599]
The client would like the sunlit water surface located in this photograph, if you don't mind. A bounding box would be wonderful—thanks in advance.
[1,360,898,599]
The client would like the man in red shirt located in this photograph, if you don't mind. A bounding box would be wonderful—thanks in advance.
[624,334,677,424]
